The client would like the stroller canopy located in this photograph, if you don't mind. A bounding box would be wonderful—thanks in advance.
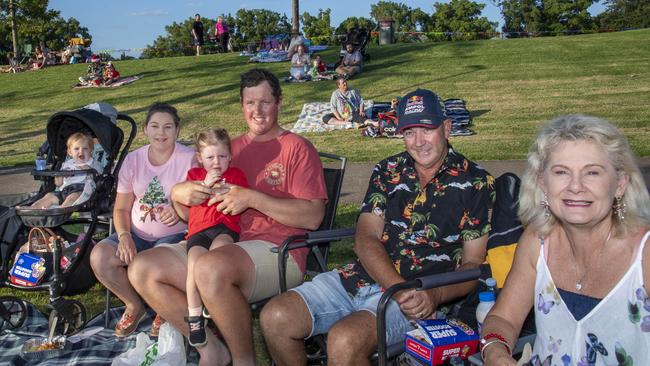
[46,109,124,165]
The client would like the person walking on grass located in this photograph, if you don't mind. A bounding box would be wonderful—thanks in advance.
[192,14,204,56]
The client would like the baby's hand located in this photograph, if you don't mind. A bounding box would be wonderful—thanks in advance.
[203,170,222,188]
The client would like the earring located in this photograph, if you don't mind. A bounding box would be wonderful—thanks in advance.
[541,194,550,218]
[614,196,626,221]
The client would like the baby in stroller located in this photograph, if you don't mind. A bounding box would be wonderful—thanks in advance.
[28,132,101,209]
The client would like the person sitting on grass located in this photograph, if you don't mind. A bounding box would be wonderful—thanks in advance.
[336,42,363,79]
[102,61,121,86]
[289,43,310,81]
[29,132,100,209]
[322,75,375,127]
[181,128,248,348]
[309,55,332,81]
[78,54,103,86]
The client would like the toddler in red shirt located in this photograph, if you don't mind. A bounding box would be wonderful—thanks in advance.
[183,128,248,347]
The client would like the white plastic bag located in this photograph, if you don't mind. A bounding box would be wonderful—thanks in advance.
[151,322,186,366]
[111,332,155,366]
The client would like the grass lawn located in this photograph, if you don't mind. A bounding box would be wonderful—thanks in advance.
[1,29,649,169]
[1,29,649,363]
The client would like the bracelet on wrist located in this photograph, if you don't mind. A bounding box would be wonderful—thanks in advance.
[117,231,131,239]
[480,333,512,361]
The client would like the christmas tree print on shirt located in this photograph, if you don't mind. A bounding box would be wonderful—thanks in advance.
[139,176,168,222]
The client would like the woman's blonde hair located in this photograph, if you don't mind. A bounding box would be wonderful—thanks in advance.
[194,128,231,153]
[519,114,650,237]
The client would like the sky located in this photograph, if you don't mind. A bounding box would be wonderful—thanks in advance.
[49,0,605,57]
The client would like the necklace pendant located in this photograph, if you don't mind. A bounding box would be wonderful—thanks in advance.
[576,282,582,291]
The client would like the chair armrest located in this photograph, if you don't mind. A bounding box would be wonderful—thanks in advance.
[376,264,491,366]
[274,227,356,292]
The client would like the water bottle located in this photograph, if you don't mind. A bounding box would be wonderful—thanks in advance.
[303,63,308,74]
[486,277,498,296]
[476,291,495,334]
[35,154,46,170]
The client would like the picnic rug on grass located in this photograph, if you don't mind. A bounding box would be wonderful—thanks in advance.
[290,101,375,133]
[73,75,141,89]
[291,98,475,136]
[0,301,199,365]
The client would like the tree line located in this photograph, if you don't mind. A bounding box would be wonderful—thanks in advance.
[1,0,647,61]
[140,0,649,58]
[0,0,89,59]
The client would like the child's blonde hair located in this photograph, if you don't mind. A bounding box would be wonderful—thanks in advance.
[194,128,231,153]
[67,132,94,150]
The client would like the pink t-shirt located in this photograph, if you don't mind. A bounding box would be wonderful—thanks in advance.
[232,131,327,273]
[117,143,196,241]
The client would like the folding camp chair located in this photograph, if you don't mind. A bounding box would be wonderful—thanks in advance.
[375,266,536,366]
[276,172,529,365]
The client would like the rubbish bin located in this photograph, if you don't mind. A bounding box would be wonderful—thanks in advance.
[379,19,395,45]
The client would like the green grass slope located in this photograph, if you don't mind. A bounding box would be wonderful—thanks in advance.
[1,29,648,167]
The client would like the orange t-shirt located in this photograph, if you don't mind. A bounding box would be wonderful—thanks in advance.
[231,131,327,273]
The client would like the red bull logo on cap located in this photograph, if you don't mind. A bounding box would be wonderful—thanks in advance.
[405,95,425,115]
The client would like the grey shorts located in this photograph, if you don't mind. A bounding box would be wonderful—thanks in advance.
[159,239,303,303]
[291,270,414,345]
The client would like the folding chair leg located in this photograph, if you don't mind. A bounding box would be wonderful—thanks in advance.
[104,288,111,328]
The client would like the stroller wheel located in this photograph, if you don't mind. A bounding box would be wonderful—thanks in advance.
[48,299,87,336]
[0,296,27,332]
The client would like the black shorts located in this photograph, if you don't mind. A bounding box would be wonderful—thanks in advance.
[53,183,85,204]
[186,223,239,251]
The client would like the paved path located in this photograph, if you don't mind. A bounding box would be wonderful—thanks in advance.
[2,158,650,205]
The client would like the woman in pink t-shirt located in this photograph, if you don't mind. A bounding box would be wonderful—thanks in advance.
[90,103,196,338]
[214,16,230,52]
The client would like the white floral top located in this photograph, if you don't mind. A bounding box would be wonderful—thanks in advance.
[531,231,650,365]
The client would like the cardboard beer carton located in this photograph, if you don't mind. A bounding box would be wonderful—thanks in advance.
[404,318,479,365]
[10,253,47,286]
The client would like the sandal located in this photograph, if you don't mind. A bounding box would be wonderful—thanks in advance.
[115,311,146,338]
[148,313,165,338]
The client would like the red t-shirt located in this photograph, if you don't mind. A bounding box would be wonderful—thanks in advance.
[186,166,248,238]
[231,131,328,273]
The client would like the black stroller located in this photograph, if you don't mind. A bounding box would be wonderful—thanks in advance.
[0,107,136,336]
[338,27,371,62]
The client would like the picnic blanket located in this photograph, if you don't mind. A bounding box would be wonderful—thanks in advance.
[73,75,141,89]
[290,101,374,133]
[291,99,475,136]
[248,50,289,63]
[0,301,198,365]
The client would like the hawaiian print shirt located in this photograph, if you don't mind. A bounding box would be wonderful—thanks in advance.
[337,146,495,296]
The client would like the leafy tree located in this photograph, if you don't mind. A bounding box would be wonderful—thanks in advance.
[431,0,497,41]
[141,16,202,58]
[233,8,290,44]
[370,1,425,32]
[142,10,290,58]
[542,0,596,33]
[0,0,89,58]
[335,16,376,35]
[496,0,597,35]
[596,0,650,29]
[301,8,333,44]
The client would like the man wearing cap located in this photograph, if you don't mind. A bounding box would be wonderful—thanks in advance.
[261,89,495,365]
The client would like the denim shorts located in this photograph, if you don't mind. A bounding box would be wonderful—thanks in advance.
[101,231,186,252]
[291,270,414,345]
